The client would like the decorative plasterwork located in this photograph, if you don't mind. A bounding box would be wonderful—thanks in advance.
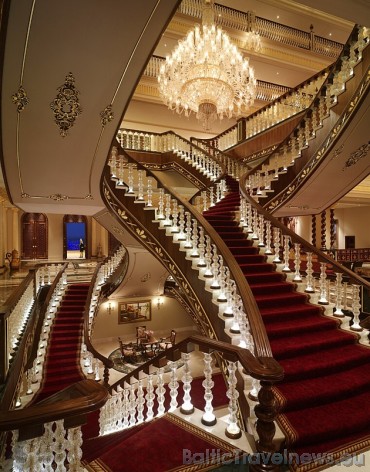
[266,69,370,213]
[50,72,82,138]
[100,105,114,126]
[12,86,29,112]
[343,142,370,170]
[102,179,217,341]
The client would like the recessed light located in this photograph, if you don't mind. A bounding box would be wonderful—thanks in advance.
[277,15,280,19]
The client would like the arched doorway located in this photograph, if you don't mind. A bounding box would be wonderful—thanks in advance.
[21,213,48,260]
[63,215,88,259]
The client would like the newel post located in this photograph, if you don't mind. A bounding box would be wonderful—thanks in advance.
[250,380,281,472]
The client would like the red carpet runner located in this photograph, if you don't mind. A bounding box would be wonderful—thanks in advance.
[203,176,370,471]
[33,283,89,403]
[82,373,229,463]
[87,413,240,472]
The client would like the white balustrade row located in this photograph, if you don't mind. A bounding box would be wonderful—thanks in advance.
[247,27,369,199]
[99,351,242,441]
[115,132,222,181]
[238,197,366,334]
[11,420,83,472]
[19,276,68,408]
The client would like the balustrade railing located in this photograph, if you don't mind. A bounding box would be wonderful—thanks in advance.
[81,246,127,387]
[0,263,65,386]
[238,181,370,341]
[116,129,223,183]
[178,0,343,58]
[212,67,328,151]
[244,26,369,204]
[103,335,282,469]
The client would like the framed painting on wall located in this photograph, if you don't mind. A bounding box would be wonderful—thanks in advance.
[118,300,151,324]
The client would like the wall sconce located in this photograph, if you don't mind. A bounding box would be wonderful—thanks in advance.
[106,302,112,315]
[156,297,164,310]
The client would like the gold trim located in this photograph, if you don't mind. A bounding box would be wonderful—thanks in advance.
[100,105,114,126]
[102,179,218,342]
[12,86,29,112]
[343,142,370,170]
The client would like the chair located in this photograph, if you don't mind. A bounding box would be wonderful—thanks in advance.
[159,330,176,351]
[136,326,148,346]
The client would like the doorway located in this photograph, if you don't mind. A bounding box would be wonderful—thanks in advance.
[21,213,48,260]
[63,215,87,259]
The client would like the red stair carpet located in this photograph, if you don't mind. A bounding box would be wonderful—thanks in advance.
[203,176,370,471]
[33,283,89,403]
[86,413,240,472]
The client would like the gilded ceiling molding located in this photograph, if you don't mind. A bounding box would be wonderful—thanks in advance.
[343,142,370,170]
[12,86,29,112]
[266,69,370,213]
[50,72,82,137]
[100,105,114,126]
[102,179,218,341]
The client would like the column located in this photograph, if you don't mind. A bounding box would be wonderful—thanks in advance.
[91,218,97,257]
[101,225,108,257]
[3,206,8,255]
[0,204,4,267]
[12,207,20,251]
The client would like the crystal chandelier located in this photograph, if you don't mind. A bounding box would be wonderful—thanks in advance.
[158,0,257,130]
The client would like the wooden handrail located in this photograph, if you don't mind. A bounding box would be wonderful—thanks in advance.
[110,334,283,393]
[0,380,108,439]
[104,144,276,360]
[83,261,114,380]
[239,174,370,291]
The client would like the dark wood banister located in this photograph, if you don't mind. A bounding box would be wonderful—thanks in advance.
[82,260,114,384]
[110,334,283,394]
[239,173,370,292]
[205,62,335,147]
[240,26,362,194]
[108,143,277,361]
[0,379,108,441]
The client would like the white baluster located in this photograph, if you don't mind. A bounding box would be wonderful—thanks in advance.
[225,361,242,439]
[304,252,315,293]
[350,285,363,332]
[333,272,344,317]
[169,362,179,412]
[293,243,302,281]
[318,262,329,304]
[156,368,166,417]
[201,353,216,426]
[180,353,194,414]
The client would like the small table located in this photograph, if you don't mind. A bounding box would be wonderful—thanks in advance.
[121,342,138,363]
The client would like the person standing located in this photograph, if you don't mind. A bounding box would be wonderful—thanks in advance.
[79,238,85,258]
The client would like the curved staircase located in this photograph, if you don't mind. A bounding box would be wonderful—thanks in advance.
[203,176,370,470]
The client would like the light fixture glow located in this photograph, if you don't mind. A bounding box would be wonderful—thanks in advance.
[158,0,257,130]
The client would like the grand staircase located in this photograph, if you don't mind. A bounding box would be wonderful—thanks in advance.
[203,176,370,469]
[33,283,90,403]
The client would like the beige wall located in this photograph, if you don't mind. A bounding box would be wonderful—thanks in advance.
[295,207,370,250]
[92,296,195,342]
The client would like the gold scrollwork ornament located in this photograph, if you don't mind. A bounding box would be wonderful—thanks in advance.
[50,72,82,137]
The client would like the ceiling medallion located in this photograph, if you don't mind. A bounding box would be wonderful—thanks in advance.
[50,72,82,137]
[100,105,114,126]
[12,85,29,112]
[343,142,370,170]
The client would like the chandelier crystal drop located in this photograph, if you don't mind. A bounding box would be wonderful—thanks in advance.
[158,0,257,130]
